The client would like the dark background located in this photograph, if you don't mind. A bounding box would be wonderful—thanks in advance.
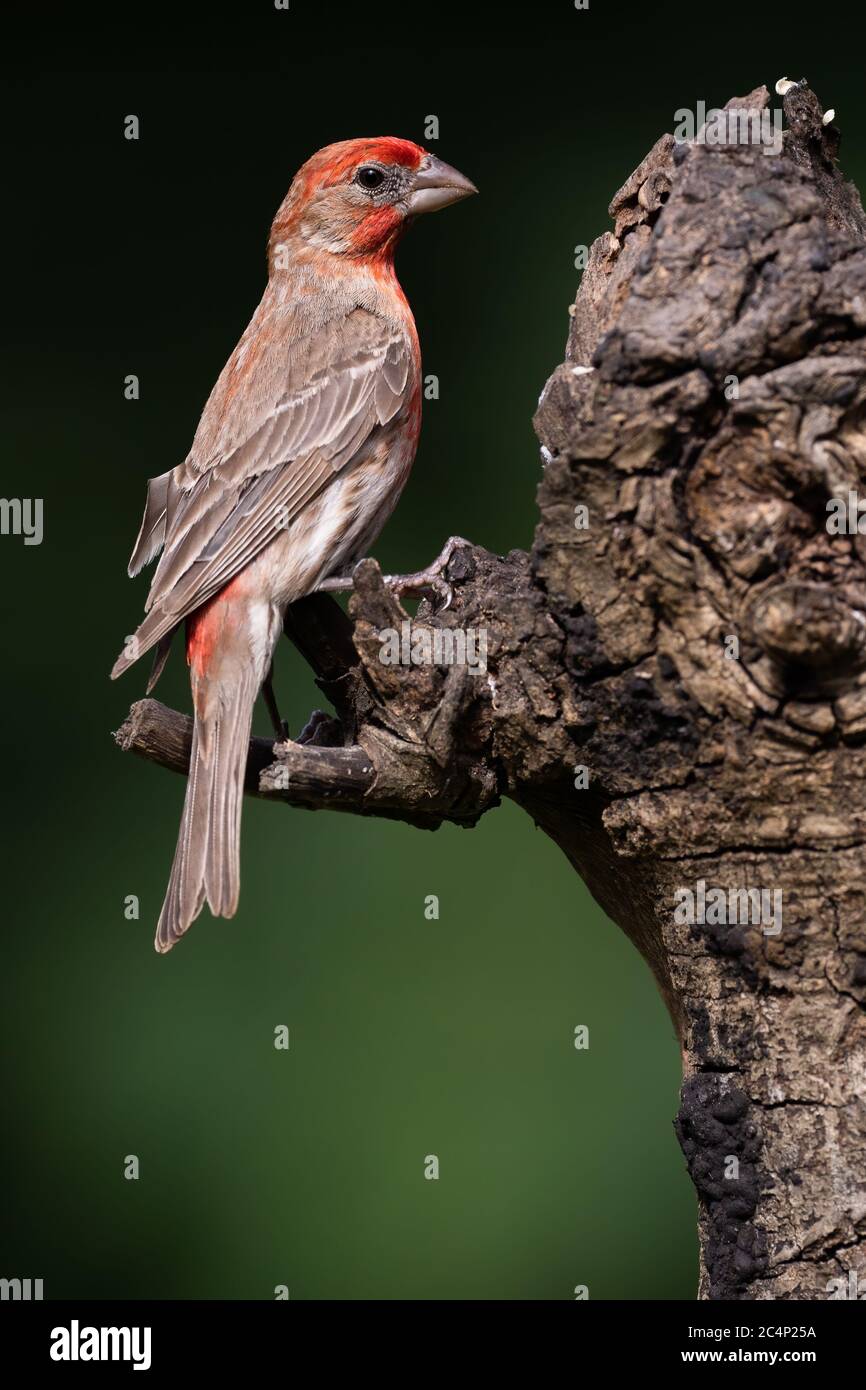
[2,0,860,1300]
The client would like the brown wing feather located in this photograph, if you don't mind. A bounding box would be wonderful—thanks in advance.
[112,304,414,678]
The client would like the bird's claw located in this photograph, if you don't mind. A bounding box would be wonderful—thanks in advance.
[384,572,453,610]
[318,537,472,612]
[382,536,473,612]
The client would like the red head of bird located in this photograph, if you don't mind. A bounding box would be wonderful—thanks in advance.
[268,137,477,270]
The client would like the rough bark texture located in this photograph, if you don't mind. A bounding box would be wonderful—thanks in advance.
[116,81,866,1300]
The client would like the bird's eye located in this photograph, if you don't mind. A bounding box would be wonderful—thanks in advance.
[355,165,386,190]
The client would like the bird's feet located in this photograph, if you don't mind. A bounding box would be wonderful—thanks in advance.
[318,536,472,611]
[262,668,290,743]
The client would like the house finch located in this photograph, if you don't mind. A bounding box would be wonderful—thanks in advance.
[112,137,476,953]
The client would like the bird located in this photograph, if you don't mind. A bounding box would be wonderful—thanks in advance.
[111,137,477,953]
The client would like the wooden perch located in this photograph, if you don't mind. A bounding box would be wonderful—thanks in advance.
[115,696,376,805]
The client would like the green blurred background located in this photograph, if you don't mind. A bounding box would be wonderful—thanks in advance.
[2,1,861,1300]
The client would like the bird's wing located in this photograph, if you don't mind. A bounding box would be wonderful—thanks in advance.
[113,305,413,676]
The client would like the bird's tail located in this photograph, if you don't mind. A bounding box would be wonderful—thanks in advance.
[155,669,257,954]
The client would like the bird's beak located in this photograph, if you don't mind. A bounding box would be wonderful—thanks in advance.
[408,155,478,215]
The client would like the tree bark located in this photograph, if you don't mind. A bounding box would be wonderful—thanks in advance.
[116,80,866,1300]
